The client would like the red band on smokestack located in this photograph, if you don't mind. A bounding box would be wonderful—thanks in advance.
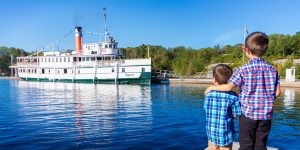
[75,27,83,55]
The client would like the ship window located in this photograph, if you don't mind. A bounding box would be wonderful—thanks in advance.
[28,69,30,73]
[142,68,145,72]
[91,51,97,54]
[41,58,43,62]
[109,44,112,48]
[68,57,70,62]
[52,58,54,62]
[91,57,95,61]
[64,69,67,74]
[56,58,58,62]
[97,57,102,60]
[73,57,77,62]
[79,57,81,62]
[64,57,66,62]
[112,68,114,73]
[86,57,90,61]
[114,45,117,49]
[48,58,50,62]
[23,69,25,72]
[42,69,45,74]
[122,68,125,72]
[60,58,62,62]
[78,70,80,74]
[105,45,108,48]
[82,57,86,61]
[48,70,50,73]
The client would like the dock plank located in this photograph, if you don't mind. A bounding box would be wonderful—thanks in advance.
[204,142,278,150]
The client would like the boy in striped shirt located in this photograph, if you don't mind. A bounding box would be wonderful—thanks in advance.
[204,64,241,150]
[205,32,281,150]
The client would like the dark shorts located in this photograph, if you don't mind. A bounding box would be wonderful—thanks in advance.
[239,114,272,150]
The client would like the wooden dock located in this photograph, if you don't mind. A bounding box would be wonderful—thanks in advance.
[204,142,278,150]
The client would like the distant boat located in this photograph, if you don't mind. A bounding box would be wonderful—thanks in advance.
[10,8,151,84]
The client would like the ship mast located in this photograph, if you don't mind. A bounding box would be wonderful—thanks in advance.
[103,7,109,42]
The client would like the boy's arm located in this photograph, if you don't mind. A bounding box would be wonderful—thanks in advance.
[275,84,281,98]
[231,96,241,118]
[205,68,242,95]
[205,82,235,95]
[275,71,281,98]
[203,93,211,111]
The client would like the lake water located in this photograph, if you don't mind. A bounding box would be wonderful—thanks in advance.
[0,80,299,150]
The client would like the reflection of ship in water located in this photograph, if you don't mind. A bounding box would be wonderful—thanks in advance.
[14,81,152,139]
[283,88,296,110]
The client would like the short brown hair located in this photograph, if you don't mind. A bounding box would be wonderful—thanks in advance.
[213,64,233,84]
[245,32,269,57]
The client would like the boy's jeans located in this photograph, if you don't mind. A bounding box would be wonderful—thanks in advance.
[239,114,271,150]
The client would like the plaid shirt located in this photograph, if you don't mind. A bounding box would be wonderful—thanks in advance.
[229,58,280,120]
[204,90,241,146]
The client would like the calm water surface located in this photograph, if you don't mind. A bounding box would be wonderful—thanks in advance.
[0,80,299,150]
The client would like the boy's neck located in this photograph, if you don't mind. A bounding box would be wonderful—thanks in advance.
[248,54,261,60]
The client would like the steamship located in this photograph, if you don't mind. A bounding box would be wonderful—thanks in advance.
[9,9,151,84]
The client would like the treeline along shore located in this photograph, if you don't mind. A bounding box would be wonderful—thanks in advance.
[1,31,300,78]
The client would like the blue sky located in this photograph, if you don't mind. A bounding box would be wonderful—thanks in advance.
[1,0,300,51]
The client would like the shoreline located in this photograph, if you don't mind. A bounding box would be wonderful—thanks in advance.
[169,78,300,88]
[0,77,20,80]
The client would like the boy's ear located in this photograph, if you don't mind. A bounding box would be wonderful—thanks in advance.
[212,77,218,85]
[243,46,251,55]
[242,45,247,51]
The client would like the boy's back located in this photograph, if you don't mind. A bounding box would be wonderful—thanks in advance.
[229,58,279,120]
[204,90,240,146]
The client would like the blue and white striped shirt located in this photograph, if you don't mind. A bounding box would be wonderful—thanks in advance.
[204,90,241,146]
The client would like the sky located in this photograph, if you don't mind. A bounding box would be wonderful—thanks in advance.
[0,0,300,52]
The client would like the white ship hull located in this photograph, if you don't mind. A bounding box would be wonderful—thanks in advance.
[11,58,151,84]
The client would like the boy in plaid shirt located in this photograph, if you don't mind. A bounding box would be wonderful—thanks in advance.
[205,32,281,150]
[204,64,241,150]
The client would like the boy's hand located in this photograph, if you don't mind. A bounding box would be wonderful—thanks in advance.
[205,86,212,95]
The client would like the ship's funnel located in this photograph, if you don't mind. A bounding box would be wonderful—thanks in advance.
[75,26,83,55]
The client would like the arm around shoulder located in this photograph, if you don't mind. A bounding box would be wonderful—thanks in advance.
[204,82,235,95]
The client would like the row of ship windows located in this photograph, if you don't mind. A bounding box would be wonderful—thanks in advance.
[40,57,71,63]
[18,68,145,74]
[85,44,117,50]
[18,57,116,63]
[39,57,114,63]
